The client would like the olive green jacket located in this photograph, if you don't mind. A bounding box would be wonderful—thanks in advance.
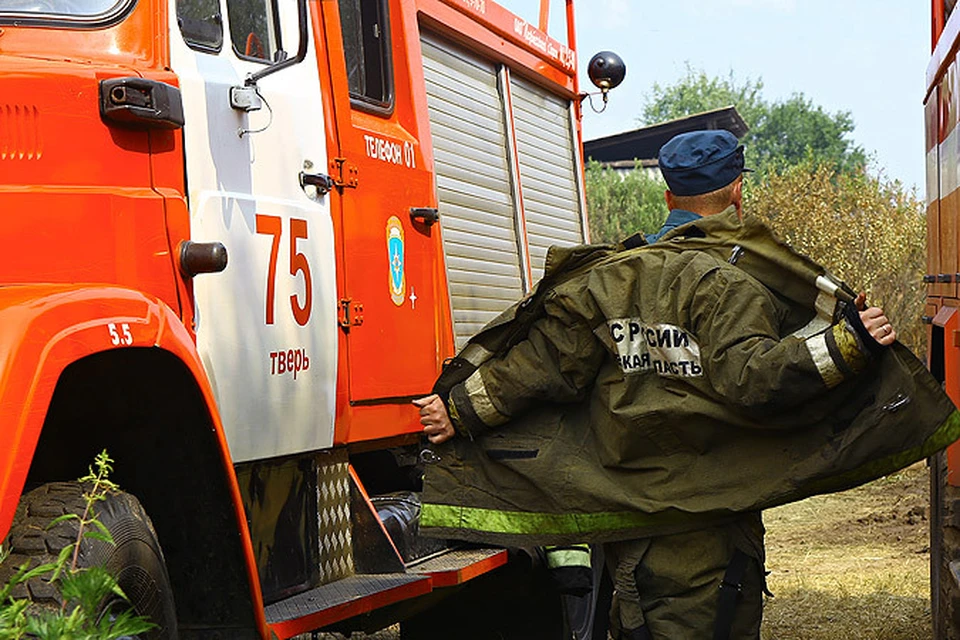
[421,209,960,546]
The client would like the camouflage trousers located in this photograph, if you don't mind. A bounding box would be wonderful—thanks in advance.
[604,513,766,640]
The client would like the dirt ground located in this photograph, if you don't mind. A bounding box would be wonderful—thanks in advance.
[761,461,932,640]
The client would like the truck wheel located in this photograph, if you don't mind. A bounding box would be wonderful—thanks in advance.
[0,482,178,639]
[931,452,960,640]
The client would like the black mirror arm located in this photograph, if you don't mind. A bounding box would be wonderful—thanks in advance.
[245,0,309,86]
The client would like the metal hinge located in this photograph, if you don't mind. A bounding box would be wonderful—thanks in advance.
[338,298,364,329]
[330,157,359,189]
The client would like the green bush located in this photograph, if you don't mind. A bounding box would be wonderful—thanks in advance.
[584,160,668,243]
[744,160,926,354]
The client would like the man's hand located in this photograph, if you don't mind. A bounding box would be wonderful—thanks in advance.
[855,293,896,346]
[413,394,456,444]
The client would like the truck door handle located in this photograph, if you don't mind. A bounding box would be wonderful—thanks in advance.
[410,207,439,226]
[299,171,334,195]
[100,77,184,130]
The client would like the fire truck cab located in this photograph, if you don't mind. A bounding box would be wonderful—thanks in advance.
[0,0,622,636]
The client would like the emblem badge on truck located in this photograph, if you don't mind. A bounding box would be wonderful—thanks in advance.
[387,216,406,306]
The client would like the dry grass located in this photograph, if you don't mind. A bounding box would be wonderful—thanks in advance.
[761,463,931,640]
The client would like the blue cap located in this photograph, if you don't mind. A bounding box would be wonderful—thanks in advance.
[658,130,747,196]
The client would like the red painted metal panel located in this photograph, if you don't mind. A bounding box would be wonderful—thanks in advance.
[0,61,181,315]
[935,0,946,53]
[934,306,960,486]
[0,2,267,633]
[0,0,584,634]
[929,0,960,96]
[316,0,443,415]
[417,0,576,97]
[0,0,165,69]
[0,285,270,636]
[0,285,271,637]
[432,0,577,84]
[0,0,188,531]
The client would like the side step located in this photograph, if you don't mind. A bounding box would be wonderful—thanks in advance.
[267,547,507,639]
[408,547,508,588]
[266,573,430,638]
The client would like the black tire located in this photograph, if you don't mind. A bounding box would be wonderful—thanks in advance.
[0,482,178,639]
[931,452,960,640]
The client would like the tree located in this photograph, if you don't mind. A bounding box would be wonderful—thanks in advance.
[584,160,668,243]
[751,95,867,175]
[641,66,767,132]
[640,66,866,175]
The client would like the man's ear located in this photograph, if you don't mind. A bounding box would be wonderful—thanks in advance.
[664,189,675,211]
[731,179,743,214]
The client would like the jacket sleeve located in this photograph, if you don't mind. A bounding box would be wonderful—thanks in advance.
[691,266,877,412]
[447,291,604,439]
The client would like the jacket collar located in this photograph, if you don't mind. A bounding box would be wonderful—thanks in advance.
[646,208,702,244]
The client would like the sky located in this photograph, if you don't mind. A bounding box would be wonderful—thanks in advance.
[498,0,930,192]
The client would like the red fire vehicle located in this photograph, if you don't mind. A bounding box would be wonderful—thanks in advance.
[0,0,623,636]
[928,2,960,637]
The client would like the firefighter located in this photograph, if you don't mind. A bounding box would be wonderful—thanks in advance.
[606,129,769,639]
[413,131,934,639]
[602,130,886,639]
[598,129,886,639]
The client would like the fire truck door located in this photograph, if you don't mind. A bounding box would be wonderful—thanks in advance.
[169,0,338,462]
[319,0,441,402]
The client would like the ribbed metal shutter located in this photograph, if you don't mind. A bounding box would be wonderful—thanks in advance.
[421,32,526,348]
[510,74,586,283]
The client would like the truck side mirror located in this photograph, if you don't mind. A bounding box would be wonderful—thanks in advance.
[230,0,309,115]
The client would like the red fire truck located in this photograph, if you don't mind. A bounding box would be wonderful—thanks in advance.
[929,2,960,637]
[0,0,622,636]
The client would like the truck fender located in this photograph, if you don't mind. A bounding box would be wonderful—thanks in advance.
[0,283,269,636]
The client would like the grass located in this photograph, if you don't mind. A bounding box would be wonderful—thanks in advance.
[761,462,931,640]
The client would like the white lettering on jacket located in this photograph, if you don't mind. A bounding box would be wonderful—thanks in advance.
[607,319,703,377]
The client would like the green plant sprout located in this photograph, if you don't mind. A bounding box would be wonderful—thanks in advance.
[0,450,157,639]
